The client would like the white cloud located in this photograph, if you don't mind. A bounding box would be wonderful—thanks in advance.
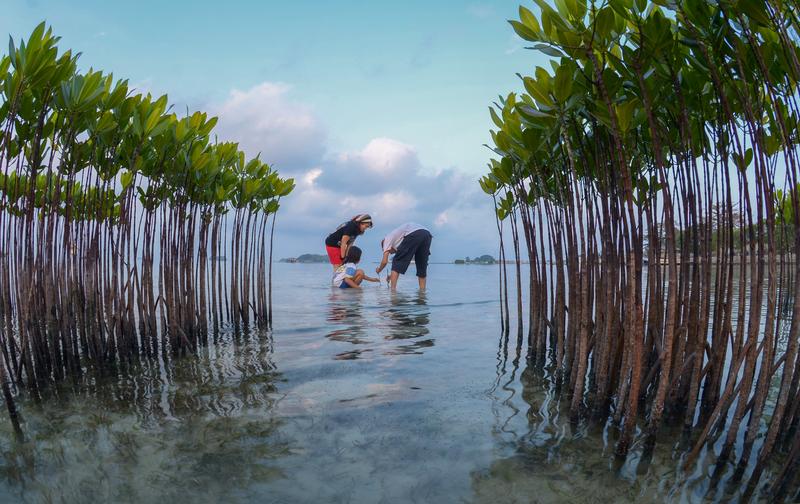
[434,210,450,227]
[505,34,525,55]
[212,82,326,170]
[285,137,489,258]
[303,167,323,186]
[319,138,422,195]
[130,77,155,95]
[467,4,495,19]
[348,138,419,176]
[205,81,496,260]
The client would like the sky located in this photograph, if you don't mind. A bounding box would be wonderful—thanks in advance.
[3,0,551,262]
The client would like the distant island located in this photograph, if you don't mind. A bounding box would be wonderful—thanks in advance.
[280,253,498,265]
[280,254,328,264]
[454,255,495,265]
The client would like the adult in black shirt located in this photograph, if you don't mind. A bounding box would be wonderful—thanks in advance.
[324,214,373,268]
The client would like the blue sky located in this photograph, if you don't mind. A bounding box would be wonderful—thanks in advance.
[3,0,550,261]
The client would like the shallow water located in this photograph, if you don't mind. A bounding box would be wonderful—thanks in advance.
[0,263,781,502]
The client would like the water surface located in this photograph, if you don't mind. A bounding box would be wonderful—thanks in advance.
[0,263,774,502]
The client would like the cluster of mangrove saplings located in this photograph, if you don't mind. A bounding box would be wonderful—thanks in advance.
[0,25,294,434]
[483,0,800,500]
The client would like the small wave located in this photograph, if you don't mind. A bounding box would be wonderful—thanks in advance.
[424,299,497,308]
[277,325,331,335]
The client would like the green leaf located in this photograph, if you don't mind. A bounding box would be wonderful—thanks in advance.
[554,0,571,20]
[517,104,553,120]
[96,111,116,132]
[479,176,497,195]
[589,100,613,128]
[199,116,218,137]
[523,76,553,107]
[8,36,16,66]
[522,128,543,151]
[615,100,637,133]
[595,6,616,39]
[266,199,280,214]
[278,178,295,197]
[489,106,504,129]
[564,0,587,21]
[531,43,566,58]
[553,63,574,103]
[519,6,541,34]
[215,186,227,202]
[120,170,133,190]
[738,0,772,26]
[509,20,540,42]
[764,134,782,157]
[732,149,753,172]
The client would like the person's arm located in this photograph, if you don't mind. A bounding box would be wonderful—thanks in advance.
[340,235,351,260]
[375,249,392,274]
[363,274,380,283]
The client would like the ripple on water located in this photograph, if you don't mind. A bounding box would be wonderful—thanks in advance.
[0,264,785,502]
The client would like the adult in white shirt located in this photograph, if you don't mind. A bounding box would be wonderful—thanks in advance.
[375,223,433,290]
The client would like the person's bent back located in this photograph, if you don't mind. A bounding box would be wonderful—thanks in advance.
[375,223,432,290]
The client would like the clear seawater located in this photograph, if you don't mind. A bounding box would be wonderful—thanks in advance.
[0,263,776,503]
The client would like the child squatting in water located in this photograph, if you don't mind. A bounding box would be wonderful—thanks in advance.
[332,246,380,289]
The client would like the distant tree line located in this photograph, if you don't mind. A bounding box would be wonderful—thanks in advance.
[455,255,497,264]
[280,254,328,263]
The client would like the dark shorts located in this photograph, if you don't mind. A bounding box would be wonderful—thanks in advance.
[391,229,432,278]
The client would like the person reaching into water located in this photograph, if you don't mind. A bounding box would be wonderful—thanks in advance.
[333,246,380,289]
[325,214,373,269]
[375,223,432,290]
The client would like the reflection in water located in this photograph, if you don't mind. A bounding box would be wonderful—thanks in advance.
[480,309,795,504]
[382,291,433,355]
[479,338,679,503]
[325,289,371,360]
[323,289,433,360]
[4,262,740,502]
[0,330,288,503]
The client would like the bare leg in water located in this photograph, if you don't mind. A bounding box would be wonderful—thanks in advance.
[388,271,426,290]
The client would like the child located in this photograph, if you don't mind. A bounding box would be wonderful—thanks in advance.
[333,246,380,289]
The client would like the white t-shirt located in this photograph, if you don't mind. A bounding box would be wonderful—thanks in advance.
[382,223,427,252]
[333,262,358,286]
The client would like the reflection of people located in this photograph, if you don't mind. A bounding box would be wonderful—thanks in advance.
[326,290,369,359]
[375,223,432,290]
[382,291,433,354]
[325,214,373,269]
[333,246,380,289]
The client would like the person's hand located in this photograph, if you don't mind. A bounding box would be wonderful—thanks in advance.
[375,266,381,274]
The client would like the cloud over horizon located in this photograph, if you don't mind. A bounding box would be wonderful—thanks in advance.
[211,82,495,261]
[213,82,327,170]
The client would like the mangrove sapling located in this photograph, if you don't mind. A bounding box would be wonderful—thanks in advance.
[0,23,295,431]
[483,0,800,497]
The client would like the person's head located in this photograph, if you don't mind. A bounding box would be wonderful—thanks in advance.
[352,214,373,234]
[344,246,362,264]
